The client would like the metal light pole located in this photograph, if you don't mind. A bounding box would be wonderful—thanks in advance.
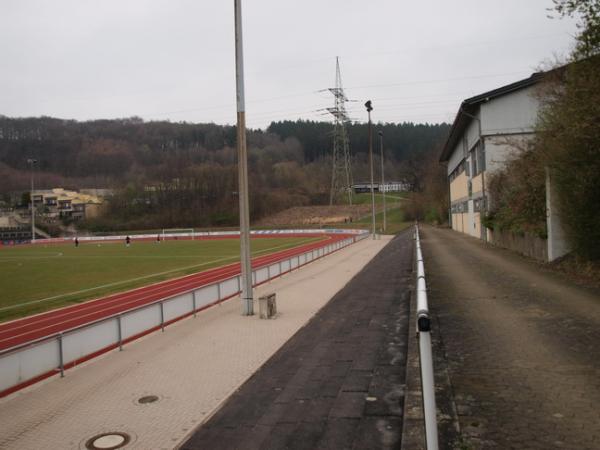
[27,158,37,242]
[234,0,253,315]
[378,131,386,233]
[365,100,375,239]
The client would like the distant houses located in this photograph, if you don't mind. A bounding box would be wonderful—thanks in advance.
[0,215,31,242]
[0,188,110,242]
[32,188,106,222]
[439,69,569,261]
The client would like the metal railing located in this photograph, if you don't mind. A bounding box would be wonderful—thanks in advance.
[0,230,368,397]
[415,224,439,450]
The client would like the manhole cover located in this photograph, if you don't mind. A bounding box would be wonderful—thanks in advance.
[138,395,159,404]
[85,432,130,449]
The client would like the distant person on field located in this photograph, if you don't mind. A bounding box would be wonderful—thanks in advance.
[126,236,131,247]
[74,237,79,247]
[156,234,161,243]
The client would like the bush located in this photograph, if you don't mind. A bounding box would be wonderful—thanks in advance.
[538,1,600,259]
[536,57,600,258]
[485,145,547,238]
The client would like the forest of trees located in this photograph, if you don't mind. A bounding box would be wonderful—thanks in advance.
[0,116,450,230]
[267,120,448,163]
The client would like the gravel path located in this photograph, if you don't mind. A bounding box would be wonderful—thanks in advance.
[421,225,600,449]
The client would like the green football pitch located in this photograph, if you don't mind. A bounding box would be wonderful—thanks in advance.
[0,236,321,322]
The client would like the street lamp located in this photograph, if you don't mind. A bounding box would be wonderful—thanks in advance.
[234,0,253,315]
[27,158,37,242]
[378,130,386,233]
[365,100,376,239]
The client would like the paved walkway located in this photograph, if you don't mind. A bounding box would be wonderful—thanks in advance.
[181,232,413,450]
[0,236,393,450]
[421,225,600,450]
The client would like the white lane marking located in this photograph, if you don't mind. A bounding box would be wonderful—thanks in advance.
[0,238,328,342]
[0,238,318,313]
[0,252,64,261]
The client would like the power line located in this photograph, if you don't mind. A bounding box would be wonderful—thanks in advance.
[342,71,531,91]
[106,67,538,122]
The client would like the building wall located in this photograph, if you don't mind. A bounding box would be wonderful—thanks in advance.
[447,119,480,176]
[480,85,539,135]
[446,86,542,240]
[452,213,463,232]
[445,78,571,260]
[481,86,538,176]
[451,213,469,233]
[473,212,481,238]
[485,135,534,174]
[450,172,468,203]
[472,173,484,196]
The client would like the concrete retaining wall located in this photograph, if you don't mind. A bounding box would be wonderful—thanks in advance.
[488,228,547,262]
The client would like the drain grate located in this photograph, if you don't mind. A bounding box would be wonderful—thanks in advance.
[138,395,159,404]
[85,432,130,450]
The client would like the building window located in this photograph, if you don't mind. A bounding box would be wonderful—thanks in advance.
[449,159,466,182]
[478,143,486,172]
[471,150,478,176]
[470,142,480,176]
[473,197,486,212]
[469,142,486,177]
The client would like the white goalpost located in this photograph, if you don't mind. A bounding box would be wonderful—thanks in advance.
[161,228,195,241]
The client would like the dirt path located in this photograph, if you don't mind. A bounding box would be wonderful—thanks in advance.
[421,225,600,449]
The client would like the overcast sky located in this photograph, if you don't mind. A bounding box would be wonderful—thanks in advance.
[0,0,579,129]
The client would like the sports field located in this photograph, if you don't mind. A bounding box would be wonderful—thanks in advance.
[0,236,321,322]
[355,206,410,234]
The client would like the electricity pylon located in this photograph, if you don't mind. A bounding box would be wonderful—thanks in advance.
[328,57,353,206]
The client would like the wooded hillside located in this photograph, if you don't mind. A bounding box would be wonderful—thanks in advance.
[0,116,449,229]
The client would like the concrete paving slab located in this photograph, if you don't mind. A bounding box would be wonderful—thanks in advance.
[181,232,414,450]
[0,235,391,450]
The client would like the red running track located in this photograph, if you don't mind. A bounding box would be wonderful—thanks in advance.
[0,233,352,352]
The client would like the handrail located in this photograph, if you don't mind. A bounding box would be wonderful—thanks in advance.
[0,232,365,358]
[30,228,365,245]
[1,231,367,397]
[415,223,439,450]
[0,230,366,366]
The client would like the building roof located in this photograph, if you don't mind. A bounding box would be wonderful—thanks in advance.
[438,70,548,163]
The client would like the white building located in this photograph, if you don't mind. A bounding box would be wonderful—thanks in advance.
[439,70,569,261]
[352,181,411,194]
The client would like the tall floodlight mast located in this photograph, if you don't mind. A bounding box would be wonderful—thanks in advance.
[328,57,353,206]
[234,0,253,316]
